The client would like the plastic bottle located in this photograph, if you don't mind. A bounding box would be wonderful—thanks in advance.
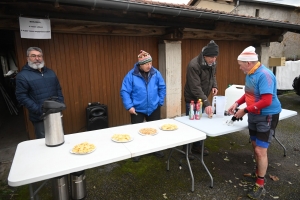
[189,100,195,120]
[199,99,203,119]
[195,99,200,120]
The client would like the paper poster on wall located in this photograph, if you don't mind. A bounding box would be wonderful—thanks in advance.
[19,17,51,39]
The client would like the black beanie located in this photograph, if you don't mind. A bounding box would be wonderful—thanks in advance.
[202,40,219,57]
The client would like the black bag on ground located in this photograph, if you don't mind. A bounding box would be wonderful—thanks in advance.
[292,75,300,96]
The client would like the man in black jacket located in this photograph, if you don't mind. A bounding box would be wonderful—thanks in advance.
[15,47,64,139]
[184,40,219,156]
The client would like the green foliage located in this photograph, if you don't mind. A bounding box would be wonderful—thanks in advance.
[0,181,15,200]
[116,156,165,177]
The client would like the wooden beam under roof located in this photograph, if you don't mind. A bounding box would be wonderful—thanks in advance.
[0,1,286,42]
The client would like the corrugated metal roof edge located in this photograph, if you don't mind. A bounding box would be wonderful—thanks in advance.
[240,0,300,8]
[41,0,300,33]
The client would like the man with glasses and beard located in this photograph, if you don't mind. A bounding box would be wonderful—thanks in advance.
[16,47,64,139]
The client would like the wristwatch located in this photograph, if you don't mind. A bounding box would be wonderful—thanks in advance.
[244,108,248,113]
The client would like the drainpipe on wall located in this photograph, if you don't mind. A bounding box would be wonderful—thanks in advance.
[229,0,239,14]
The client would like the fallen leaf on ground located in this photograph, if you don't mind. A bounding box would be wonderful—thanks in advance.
[288,181,292,184]
[243,173,252,177]
[269,174,279,181]
[270,194,279,199]
[229,180,232,183]
[295,164,298,167]
[163,193,168,199]
[274,163,281,166]
[224,156,230,161]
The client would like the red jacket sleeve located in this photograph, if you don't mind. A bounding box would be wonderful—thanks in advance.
[236,94,245,106]
[247,94,272,113]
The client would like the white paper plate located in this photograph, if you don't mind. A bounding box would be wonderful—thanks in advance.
[159,124,178,131]
[70,147,96,155]
[111,137,134,143]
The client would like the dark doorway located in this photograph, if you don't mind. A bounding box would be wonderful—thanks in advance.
[0,30,28,166]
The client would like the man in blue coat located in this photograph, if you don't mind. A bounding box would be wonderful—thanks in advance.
[120,50,166,162]
[15,47,64,139]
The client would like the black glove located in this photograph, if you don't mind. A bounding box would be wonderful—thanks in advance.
[230,108,243,122]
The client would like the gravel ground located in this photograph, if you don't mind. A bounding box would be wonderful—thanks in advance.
[1,92,299,200]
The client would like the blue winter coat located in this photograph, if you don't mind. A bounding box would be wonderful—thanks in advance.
[15,64,64,122]
[120,62,166,116]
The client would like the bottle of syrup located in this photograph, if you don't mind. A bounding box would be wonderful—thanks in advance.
[199,99,203,119]
[195,99,200,120]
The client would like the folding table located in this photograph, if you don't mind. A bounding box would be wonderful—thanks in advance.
[175,108,297,187]
[8,118,206,199]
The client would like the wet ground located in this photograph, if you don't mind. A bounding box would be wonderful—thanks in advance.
[0,92,299,200]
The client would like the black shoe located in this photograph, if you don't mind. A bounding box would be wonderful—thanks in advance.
[191,146,209,156]
[132,156,140,162]
[187,154,195,160]
[153,151,164,158]
[247,184,266,199]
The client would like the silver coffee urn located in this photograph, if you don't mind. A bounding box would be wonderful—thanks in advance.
[42,100,66,147]
[52,175,69,200]
[70,170,87,200]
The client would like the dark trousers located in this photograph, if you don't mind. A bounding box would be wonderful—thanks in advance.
[185,102,203,147]
[32,121,45,139]
[131,106,161,124]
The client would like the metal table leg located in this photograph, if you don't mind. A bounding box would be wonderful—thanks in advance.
[29,180,48,200]
[29,184,34,200]
[185,144,194,192]
[167,145,195,192]
[273,132,286,156]
[166,148,174,171]
[198,141,213,188]
[167,141,213,189]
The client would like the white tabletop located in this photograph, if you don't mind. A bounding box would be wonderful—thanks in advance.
[8,119,206,187]
[8,129,131,187]
[175,109,297,137]
[109,118,207,157]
